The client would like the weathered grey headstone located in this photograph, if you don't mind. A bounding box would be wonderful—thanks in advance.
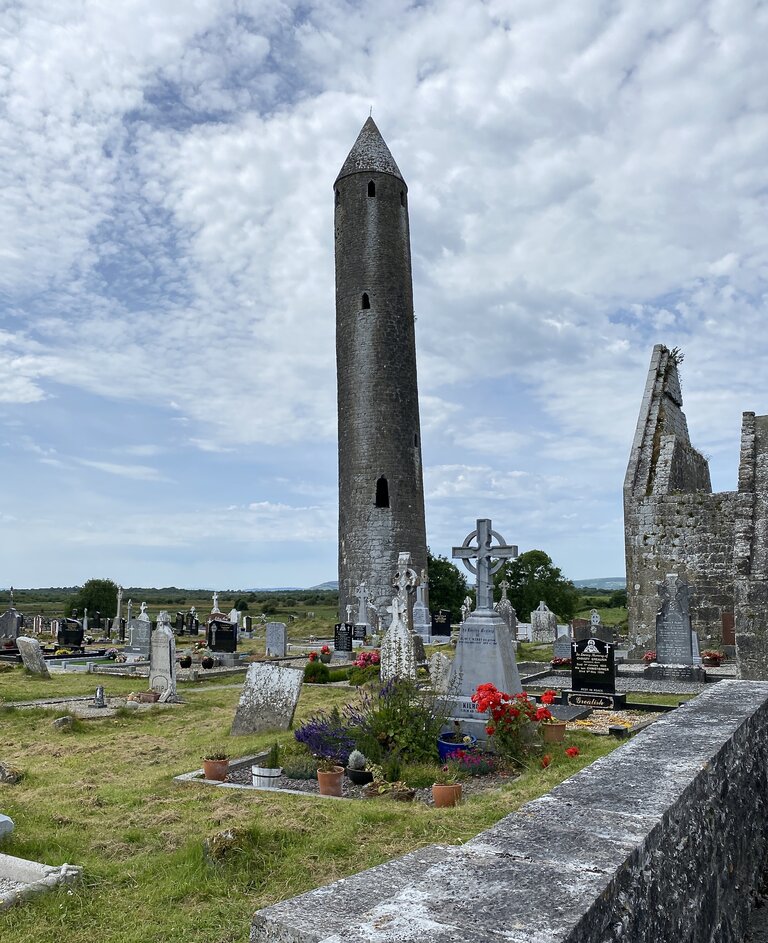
[16,636,50,677]
[380,598,416,681]
[125,614,151,660]
[265,622,287,657]
[243,615,253,632]
[692,631,702,665]
[94,686,106,708]
[428,651,452,693]
[448,520,521,738]
[0,608,22,640]
[228,608,239,625]
[149,611,177,697]
[531,601,558,643]
[655,573,694,664]
[231,663,303,735]
[494,579,517,639]
[0,813,14,837]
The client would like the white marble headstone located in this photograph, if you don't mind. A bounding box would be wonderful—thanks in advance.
[380,598,416,682]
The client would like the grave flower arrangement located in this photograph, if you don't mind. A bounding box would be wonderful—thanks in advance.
[354,650,380,669]
[105,648,119,661]
[307,651,318,662]
[642,650,657,663]
[535,690,561,724]
[701,650,724,666]
[550,656,571,668]
[445,749,497,777]
[471,683,540,764]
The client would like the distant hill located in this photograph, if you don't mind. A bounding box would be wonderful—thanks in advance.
[573,577,626,590]
[309,581,339,590]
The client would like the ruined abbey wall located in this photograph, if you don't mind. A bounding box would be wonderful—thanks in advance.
[624,345,768,671]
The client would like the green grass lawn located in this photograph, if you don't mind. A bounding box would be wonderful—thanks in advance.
[0,671,621,942]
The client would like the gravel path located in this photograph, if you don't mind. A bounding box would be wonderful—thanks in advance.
[0,877,24,896]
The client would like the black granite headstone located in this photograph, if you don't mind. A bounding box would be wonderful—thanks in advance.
[352,624,367,642]
[58,618,84,649]
[207,620,237,653]
[431,610,452,637]
[571,638,615,693]
[175,612,185,635]
[334,622,353,653]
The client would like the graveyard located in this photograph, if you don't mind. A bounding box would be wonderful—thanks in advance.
[2,526,758,941]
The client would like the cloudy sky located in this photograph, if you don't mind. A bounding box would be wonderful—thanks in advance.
[1,0,766,590]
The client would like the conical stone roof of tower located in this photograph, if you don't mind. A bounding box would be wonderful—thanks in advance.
[335,117,404,183]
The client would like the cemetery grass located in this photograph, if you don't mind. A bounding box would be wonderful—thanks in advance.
[0,681,621,943]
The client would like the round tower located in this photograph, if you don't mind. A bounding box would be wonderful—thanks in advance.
[334,118,427,623]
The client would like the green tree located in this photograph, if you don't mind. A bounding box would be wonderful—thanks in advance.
[427,550,469,622]
[234,598,249,612]
[498,550,578,622]
[70,578,120,619]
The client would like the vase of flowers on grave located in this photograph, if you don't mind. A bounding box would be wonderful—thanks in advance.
[319,644,332,664]
[179,655,192,669]
[345,749,373,786]
[536,690,567,743]
[702,650,724,667]
[252,742,282,789]
[316,757,345,796]
[437,721,477,762]
[201,655,214,669]
[431,765,462,808]
[202,751,229,782]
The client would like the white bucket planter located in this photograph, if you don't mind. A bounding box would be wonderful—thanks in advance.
[252,765,282,788]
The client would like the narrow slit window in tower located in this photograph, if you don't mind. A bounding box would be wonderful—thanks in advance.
[375,476,389,508]
[414,433,419,447]
[368,180,376,197]
[335,189,340,206]
[361,292,370,309]
[400,191,406,206]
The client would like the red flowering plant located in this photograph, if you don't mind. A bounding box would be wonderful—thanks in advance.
[471,683,540,765]
[354,650,380,669]
[541,754,552,769]
[536,689,563,726]
[308,651,318,662]
[550,656,571,669]
[565,746,580,758]
[320,645,331,655]
[642,650,656,664]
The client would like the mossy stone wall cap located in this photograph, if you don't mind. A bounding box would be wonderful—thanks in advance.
[335,117,405,184]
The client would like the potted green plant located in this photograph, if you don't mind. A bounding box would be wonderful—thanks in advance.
[203,751,229,782]
[432,765,462,808]
[252,742,282,789]
[316,756,345,796]
[345,749,373,786]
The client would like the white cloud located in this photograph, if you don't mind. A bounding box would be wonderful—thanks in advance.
[0,0,767,584]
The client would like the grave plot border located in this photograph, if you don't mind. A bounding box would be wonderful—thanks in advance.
[173,751,351,801]
[0,852,81,911]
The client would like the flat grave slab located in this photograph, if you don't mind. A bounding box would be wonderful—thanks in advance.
[0,852,81,911]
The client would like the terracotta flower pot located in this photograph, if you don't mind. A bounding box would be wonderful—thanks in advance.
[432,783,462,808]
[316,766,344,796]
[541,722,567,744]
[203,759,229,782]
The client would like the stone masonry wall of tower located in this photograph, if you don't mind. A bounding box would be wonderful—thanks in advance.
[334,120,427,623]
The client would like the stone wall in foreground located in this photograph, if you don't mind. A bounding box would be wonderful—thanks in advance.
[251,681,768,943]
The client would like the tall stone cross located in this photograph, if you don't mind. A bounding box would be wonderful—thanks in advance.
[393,552,418,607]
[452,518,518,611]
[355,582,369,624]
[499,578,510,600]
